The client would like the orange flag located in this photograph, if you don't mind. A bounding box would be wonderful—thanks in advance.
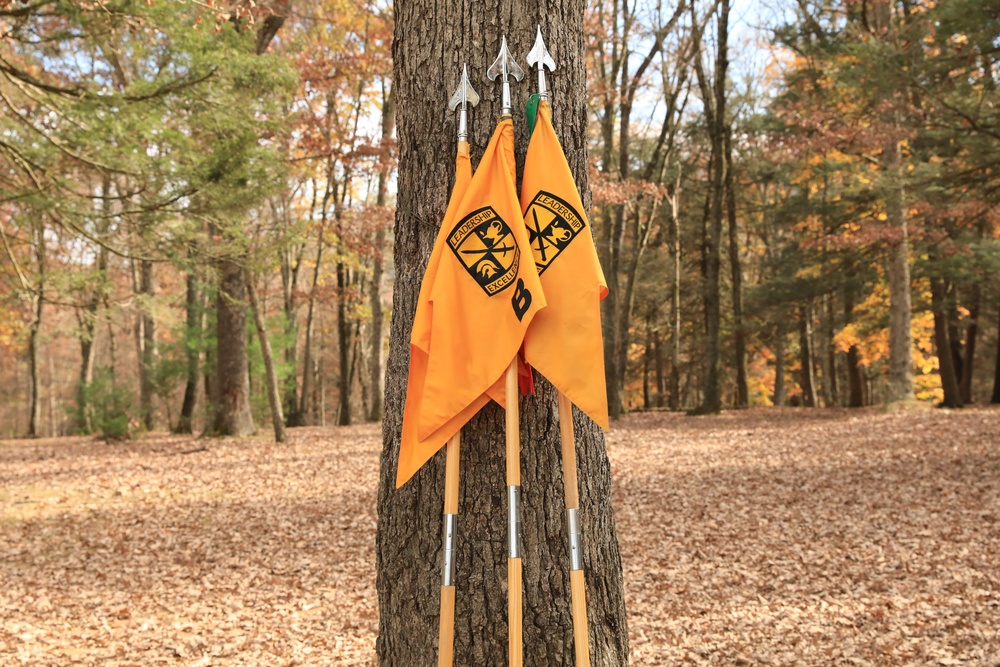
[397,119,545,488]
[520,101,609,429]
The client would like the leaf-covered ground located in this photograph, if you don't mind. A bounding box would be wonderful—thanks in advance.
[1,407,998,666]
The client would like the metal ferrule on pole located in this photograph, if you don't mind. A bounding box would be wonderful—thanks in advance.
[442,513,458,586]
[507,485,522,559]
[501,80,512,115]
[537,70,547,101]
[457,107,468,142]
[566,508,583,571]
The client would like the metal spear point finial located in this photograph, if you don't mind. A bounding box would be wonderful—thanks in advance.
[487,35,524,115]
[448,64,480,142]
[526,25,556,101]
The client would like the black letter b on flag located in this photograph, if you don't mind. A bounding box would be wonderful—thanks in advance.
[511,279,531,321]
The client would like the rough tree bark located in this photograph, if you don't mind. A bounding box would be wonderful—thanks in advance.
[376,4,629,665]
[211,258,256,436]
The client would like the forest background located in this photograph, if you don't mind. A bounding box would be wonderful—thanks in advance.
[2,0,999,440]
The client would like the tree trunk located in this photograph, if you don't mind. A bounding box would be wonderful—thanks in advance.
[670,184,681,411]
[246,270,286,443]
[377,8,629,665]
[176,271,202,434]
[799,302,817,408]
[138,259,156,429]
[844,285,864,407]
[653,326,665,408]
[336,258,352,426]
[211,258,255,436]
[724,125,748,408]
[875,0,915,404]
[992,293,1000,404]
[27,220,45,438]
[367,83,395,423]
[824,294,839,407]
[931,276,963,408]
[694,0,729,414]
[773,320,786,407]
[27,288,43,438]
[299,212,327,425]
[960,282,980,404]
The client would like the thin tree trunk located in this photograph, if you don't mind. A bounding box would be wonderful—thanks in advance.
[378,8,629,665]
[654,326,665,408]
[246,270,286,442]
[336,258,352,426]
[844,285,865,407]
[724,125,748,408]
[176,271,202,434]
[799,302,817,408]
[27,220,45,438]
[824,294,839,407]
[670,181,681,412]
[992,293,1000,404]
[367,83,395,423]
[299,206,328,425]
[960,282,980,404]
[931,276,963,408]
[133,259,157,430]
[773,320,786,406]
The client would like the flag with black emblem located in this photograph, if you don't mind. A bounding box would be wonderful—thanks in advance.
[520,101,609,429]
[396,118,545,488]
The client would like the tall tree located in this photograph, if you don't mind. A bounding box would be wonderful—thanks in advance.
[692,0,730,413]
[377,6,628,665]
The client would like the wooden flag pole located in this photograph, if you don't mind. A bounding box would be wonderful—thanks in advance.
[505,359,523,667]
[558,391,591,666]
[437,432,461,667]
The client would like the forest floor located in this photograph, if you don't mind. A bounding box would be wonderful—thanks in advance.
[1,407,999,666]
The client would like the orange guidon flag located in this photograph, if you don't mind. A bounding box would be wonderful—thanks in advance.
[397,118,545,488]
[520,101,609,430]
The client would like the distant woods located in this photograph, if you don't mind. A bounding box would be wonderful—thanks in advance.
[0,1,394,438]
[2,0,1000,438]
[587,0,1000,416]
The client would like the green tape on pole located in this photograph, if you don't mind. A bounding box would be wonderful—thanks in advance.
[526,94,540,136]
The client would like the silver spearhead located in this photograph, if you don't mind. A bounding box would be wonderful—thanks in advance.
[487,35,524,115]
[526,25,556,101]
[448,64,480,142]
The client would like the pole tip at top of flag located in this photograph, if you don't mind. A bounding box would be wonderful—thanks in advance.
[526,26,556,101]
[487,35,524,116]
[449,64,480,142]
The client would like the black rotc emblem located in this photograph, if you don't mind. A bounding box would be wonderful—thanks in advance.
[524,191,585,274]
[448,206,520,296]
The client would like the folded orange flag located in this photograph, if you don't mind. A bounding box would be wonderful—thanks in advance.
[397,118,545,488]
[520,101,609,430]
